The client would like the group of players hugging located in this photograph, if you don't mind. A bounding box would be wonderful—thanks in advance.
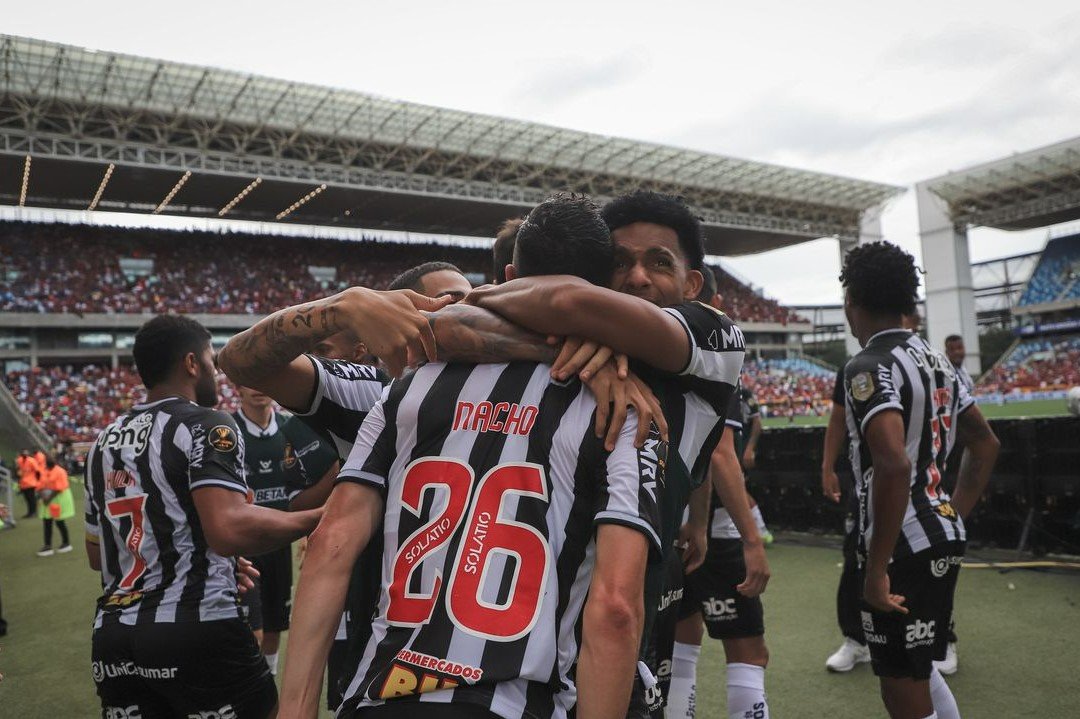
[82,190,998,719]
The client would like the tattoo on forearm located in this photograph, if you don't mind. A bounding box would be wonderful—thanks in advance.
[221,297,344,383]
[431,305,557,364]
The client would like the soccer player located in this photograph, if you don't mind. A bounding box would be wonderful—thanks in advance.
[233,384,309,674]
[735,385,773,545]
[840,242,999,719]
[388,261,474,302]
[282,194,666,719]
[84,314,322,718]
[944,335,975,395]
[467,190,747,717]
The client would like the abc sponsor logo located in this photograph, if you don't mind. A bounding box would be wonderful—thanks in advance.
[702,597,738,621]
[187,707,237,719]
[104,707,142,719]
[905,619,936,648]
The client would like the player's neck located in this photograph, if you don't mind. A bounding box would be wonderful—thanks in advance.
[240,404,273,429]
[146,381,195,404]
[856,316,905,347]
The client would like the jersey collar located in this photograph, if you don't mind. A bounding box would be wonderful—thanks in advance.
[866,328,911,345]
[238,409,279,438]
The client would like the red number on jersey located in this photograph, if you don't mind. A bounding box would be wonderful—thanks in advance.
[105,494,149,590]
[926,387,954,500]
[384,459,551,640]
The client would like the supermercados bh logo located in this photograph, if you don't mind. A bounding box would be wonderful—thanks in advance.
[98,413,154,455]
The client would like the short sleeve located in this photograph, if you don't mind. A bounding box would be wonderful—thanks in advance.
[83,444,100,538]
[744,390,760,419]
[844,355,903,434]
[725,392,743,431]
[660,302,745,412]
[281,417,340,499]
[335,397,394,492]
[186,412,248,494]
[292,356,390,454]
[594,411,665,555]
[832,368,845,405]
[955,369,976,416]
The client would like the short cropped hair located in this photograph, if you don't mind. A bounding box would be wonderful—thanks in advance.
[696,265,718,303]
[839,242,920,317]
[492,218,523,283]
[944,334,963,345]
[387,261,463,292]
[514,194,612,286]
[133,315,212,389]
[601,190,705,270]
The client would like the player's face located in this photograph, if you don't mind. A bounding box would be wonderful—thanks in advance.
[945,339,965,365]
[610,222,703,308]
[193,345,218,408]
[237,385,273,411]
[313,331,367,362]
[418,270,472,303]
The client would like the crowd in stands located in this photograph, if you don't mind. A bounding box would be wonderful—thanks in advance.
[6,364,240,445]
[741,358,836,417]
[978,335,1080,394]
[1016,233,1080,307]
[0,222,804,325]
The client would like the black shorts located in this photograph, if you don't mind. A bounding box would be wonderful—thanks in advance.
[861,543,964,680]
[240,545,293,633]
[680,538,764,639]
[92,617,276,718]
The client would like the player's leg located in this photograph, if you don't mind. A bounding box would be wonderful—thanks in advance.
[879,676,935,719]
[667,612,704,719]
[934,620,958,675]
[745,495,772,545]
[827,517,870,671]
[93,622,173,719]
[260,545,293,675]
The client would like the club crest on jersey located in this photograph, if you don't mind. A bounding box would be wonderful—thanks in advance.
[208,425,238,452]
[283,443,298,469]
[453,401,538,436]
[851,372,875,402]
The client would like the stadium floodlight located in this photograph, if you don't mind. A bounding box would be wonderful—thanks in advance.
[18,154,31,206]
[152,170,193,214]
[218,177,263,217]
[275,184,327,220]
[87,163,116,211]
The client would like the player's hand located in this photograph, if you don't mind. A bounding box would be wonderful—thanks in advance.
[863,570,907,614]
[821,468,841,503]
[678,521,708,574]
[235,556,260,595]
[550,337,628,383]
[341,287,453,377]
[582,364,666,451]
[742,447,756,470]
[737,540,770,597]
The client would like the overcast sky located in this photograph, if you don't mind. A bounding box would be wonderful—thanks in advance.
[9,1,1080,304]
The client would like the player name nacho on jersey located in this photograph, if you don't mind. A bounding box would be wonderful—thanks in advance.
[451,400,538,435]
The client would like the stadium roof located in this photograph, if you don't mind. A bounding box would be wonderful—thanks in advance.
[0,34,901,255]
[923,135,1080,230]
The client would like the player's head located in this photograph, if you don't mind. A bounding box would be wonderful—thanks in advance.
[696,265,718,304]
[312,331,369,363]
[509,194,613,285]
[236,385,273,414]
[602,190,705,307]
[839,241,920,345]
[944,334,965,366]
[133,314,217,407]
[388,261,471,302]
[493,217,523,284]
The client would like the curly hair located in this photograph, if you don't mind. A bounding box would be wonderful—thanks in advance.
[601,190,705,270]
[839,241,920,316]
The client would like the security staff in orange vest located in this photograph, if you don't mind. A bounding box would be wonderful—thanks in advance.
[36,457,75,557]
[16,449,41,518]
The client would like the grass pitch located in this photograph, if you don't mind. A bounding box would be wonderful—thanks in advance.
[763,398,1071,429]
[1,487,1078,718]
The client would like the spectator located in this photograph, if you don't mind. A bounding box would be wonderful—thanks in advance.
[36,456,74,557]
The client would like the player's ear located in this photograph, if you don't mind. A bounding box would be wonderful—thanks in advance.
[684,269,703,301]
[504,264,517,282]
[182,351,199,378]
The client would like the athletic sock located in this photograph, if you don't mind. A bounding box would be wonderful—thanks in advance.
[667,641,701,719]
[750,506,768,534]
[726,662,769,719]
[921,714,939,719]
[929,668,960,719]
[265,651,279,676]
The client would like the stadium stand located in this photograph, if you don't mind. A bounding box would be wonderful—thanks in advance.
[741,358,836,417]
[1016,233,1080,307]
[978,334,1080,393]
[709,264,808,325]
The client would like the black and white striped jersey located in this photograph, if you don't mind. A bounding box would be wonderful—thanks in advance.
[290,355,390,458]
[335,361,665,719]
[844,329,974,561]
[84,397,248,628]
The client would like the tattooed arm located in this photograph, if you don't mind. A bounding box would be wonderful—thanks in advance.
[426,303,558,365]
[217,287,451,410]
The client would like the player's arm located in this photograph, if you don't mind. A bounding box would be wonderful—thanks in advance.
[218,287,452,405]
[84,446,103,571]
[193,488,321,557]
[287,459,341,512]
[466,276,692,373]
[743,412,763,468]
[280,481,383,718]
[821,400,846,503]
[425,303,558,364]
[678,480,710,573]
[709,431,770,597]
[949,405,999,519]
[578,523,648,719]
[863,410,912,614]
[85,535,102,571]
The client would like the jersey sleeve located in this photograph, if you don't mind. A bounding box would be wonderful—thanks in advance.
[281,416,340,500]
[292,355,390,446]
[725,391,743,431]
[186,411,248,494]
[83,443,101,539]
[594,411,665,555]
[335,396,395,492]
[844,354,903,434]
[660,302,745,413]
[744,390,761,419]
[955,368,976,416]
[832,368,845,405]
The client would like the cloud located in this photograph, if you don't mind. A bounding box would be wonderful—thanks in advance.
[512,50,650,111]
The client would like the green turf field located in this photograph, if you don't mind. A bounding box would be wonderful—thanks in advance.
[2,486,1078,718]
[762,398,1072,429]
